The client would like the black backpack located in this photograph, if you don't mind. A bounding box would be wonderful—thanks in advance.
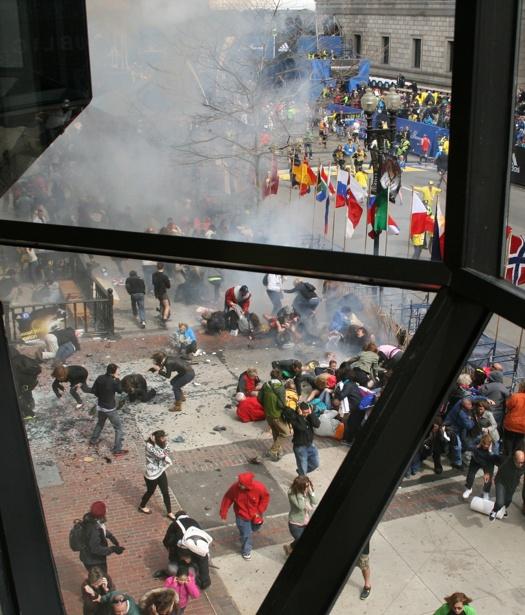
[262,274,269,286]
[69,519,86,552]
[301,282,317,300]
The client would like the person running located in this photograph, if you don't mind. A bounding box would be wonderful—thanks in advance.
[51,364,92,409]
[150,351,195,412]
[125,270,146,329]
[79,501,125,575]
[284,475,317,556]
[89,364,128,458]
[152,263,171,327]
[138,430,174,519]
[433,592,477,615]
[282,401,320,476]
[220,472,270,560]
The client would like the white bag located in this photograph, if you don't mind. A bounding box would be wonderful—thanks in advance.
[176,516,213,557]
[470,496,505,518]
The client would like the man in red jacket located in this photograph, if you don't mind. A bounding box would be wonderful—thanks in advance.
[219,472,270,560]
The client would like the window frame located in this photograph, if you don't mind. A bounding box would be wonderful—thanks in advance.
[0,0,523,613]
[382,35,390,65]
[412,37,422,69]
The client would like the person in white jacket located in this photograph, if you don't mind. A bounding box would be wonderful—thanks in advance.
[138,430,175,519]
[265,274,284,314]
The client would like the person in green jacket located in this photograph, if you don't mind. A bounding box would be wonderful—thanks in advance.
[98,591,141,615]
[433,592,477,615]
[284,475,317,556]
[258,369,291,461]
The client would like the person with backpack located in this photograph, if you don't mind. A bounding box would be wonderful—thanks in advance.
[258,369,291,461]
[138,430,174,519]
[149,351,195,413]
[283,279,320,318]
[220,472,270,560]
[162,510,212,589]
[263,274,283,315]
[76,501,125,575]
[282,401,321,476]
[88,364,128,458]
[51,364,92,409]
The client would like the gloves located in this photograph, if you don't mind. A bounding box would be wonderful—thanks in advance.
[111,545,125,555]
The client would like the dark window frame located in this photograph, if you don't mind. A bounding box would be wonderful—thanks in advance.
[447,39,454,72]
[354,33,362,57]
[413,37,422,69]
[382,35,390,65]
[0,1,523,613]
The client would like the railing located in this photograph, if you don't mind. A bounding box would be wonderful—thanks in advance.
[3,290,114,343]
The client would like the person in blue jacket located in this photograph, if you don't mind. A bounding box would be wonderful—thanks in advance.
[444,396,487,469]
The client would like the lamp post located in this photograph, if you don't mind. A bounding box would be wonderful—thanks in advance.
[360,86,402,256]
[272,29,277,59]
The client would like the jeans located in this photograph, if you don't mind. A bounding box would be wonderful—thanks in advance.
[294,444,319,475]
[90,408,124,453]
[55,341,77,363]
[465,459,493,494]
[142,265,156,293]
[170,372,194,401]
[235,516,261,556]
[288,522,305,547]
[139,472,171,513]
[266,290,282,314]
[448,430,462,466]
[69,381,92,404]
[493,481,512,513]
[130,292,146,322]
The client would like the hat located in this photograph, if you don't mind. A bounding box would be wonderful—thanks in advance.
[90,501,106,518]
[428,180,434,185]
[238,472,254,488]
[240,285,249,295]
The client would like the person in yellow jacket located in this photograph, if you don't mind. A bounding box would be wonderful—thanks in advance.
[411,182,441,259]
[439,136,449,155]
[413,181,442,207]
[354,169,369,190]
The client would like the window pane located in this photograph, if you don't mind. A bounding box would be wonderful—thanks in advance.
[1,244,434,613]
[413,38,422,69]
[0,1,454,263]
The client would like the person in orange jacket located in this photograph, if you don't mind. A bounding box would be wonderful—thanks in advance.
[503,380,525,455]
[219,472,270,560]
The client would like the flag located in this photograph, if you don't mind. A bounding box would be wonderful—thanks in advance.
[387,215,400,235]
[410,192,434,235]
[345,192,363,238]
[373,186,389,232]
[324,195,330,235]
[269,156,279,195]
[336,169,349,207]
[349,175,367,206]
[431,203,446,261]
[505,234,525,285]
[316,164,335,201]
[293,160,316,196]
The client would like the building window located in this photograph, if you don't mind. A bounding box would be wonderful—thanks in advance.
[382,36,390,64]
[447,40,454,72]
[413,38,422,69]
[354,33,362,57]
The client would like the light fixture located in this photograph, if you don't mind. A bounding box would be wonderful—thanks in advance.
[385,87,402,112]
[361,87,378,114]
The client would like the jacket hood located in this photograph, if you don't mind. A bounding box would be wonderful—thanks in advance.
[238,472,255,488]
[488,370,503,383]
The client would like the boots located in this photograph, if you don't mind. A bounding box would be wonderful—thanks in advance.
[180,391,186,402]
[169,401,183,412]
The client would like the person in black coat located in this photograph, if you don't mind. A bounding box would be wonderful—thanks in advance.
[282,402,321,475]
[121,373,156,403]
[490,449,525,521]
[10,347,41,419]
[79,501,124,575]
[51,364,92,408]
[162,510,211,589]
[125,270,146,329]
[150,352,195,412]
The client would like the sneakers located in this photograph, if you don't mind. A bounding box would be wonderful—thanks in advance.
[360,586,371,600]
[140,321,146,329]
[451,463,464,470]
[489,511,496,522]
[169,401,183,412]
[242,552,252,560]
[482,493,490,501]
[113,449,129,458]
[503,510,509,518]
[462,488,472,500]
[75,403,83,410]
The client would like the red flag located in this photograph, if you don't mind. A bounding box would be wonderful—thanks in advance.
[505,234,525,285]
[269,156,279,195]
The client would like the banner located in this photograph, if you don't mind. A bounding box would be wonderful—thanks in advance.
[511,147,525,187]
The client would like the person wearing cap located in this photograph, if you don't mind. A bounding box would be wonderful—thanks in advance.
[219,472,270,560]
[79,501,125,575]
[125,270,146,329]
[97,591,140,615]
[413,181,442,207]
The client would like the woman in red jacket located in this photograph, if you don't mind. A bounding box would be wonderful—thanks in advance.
[503,381,525,454]
[219,472,270,560]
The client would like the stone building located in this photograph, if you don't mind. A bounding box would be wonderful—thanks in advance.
[316,0,455,88]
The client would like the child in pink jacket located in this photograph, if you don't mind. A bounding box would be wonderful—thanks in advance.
[164,566,201,614]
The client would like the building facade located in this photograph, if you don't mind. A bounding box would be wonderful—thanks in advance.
[316,0,455,88]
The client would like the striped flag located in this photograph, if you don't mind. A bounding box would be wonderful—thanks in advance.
[336,169,349,207]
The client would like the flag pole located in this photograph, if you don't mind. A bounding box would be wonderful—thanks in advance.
[330,166,337,250]
[407,188,414,258]
[364,174,370,254]
[310,160,320,248]
[384,185,390,257]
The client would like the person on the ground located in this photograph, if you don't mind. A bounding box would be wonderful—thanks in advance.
[52,364,92,409]
[163,566,200,615]
[478,369,509,427]
[150,351,195,412]
[139,588,178,615]
[120,373,156,403]
[152,262,171,326]
[264,274,284,315]
[347,342,380,387]
[89,364,128,458]
[236,367,261,399]
[172,322,197,357]
[377,344,403,371]
[433,592,477,615]
[282,401,320,475]
[138,430,174,519]
[81,566,115,615]
[162,510,211,589]
[36,326,80,363]
[490,449,525,521]
[502,381,525,454]
[462,434,499,501]
[258,369,291,461]
[284,475,317,556]
[125,270,146,329]
[79,501,125,575]
[97,591,140,615]
[224,285,251,332]
[220,472,270,560]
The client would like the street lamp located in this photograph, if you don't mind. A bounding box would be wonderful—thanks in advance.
[361,86,401,256]
[272,28,277,59]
